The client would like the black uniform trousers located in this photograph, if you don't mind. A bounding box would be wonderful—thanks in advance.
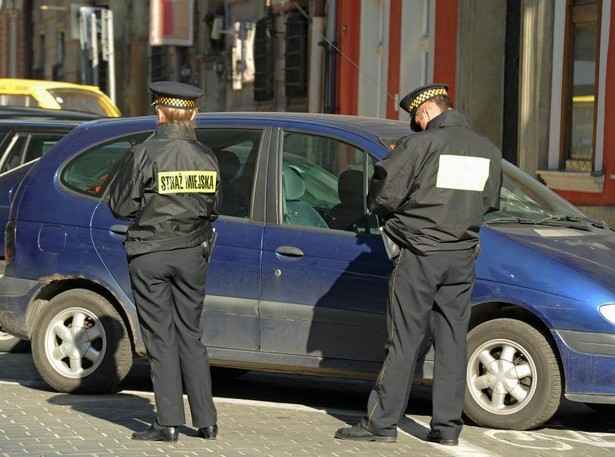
[129,245,217,428]
[360,247,475,440]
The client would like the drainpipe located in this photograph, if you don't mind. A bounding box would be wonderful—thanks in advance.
[324,0,337,113]
[308,0,325,113]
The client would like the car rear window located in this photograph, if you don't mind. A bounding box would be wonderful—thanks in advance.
[48,89,110,117]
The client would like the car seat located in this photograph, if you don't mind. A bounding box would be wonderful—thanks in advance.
[328,169,367,231]
[282,165,328,228]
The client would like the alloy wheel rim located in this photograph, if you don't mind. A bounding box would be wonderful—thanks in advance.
[43,307,107,379]
[467,338,538,415]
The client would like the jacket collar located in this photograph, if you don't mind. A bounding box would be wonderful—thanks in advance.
[425,110,468,131]
[155,122,197,141]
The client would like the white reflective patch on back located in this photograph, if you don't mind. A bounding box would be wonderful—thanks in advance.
[436,155,490,191]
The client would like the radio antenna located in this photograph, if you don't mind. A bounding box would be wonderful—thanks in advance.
[291,1,398,106]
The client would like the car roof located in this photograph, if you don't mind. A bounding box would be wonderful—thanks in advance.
[0,117,86,129]
[0,78,106,93]
[0,106,103,121]
[76,112,411,146]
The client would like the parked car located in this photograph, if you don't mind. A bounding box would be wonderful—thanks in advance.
[0,79,121,118]
[0,117,91,253]
[0,106,103,121]
[0,115,92,352]
[0,113,613,431]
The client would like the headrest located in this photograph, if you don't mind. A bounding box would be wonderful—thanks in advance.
[338,169,364,204]
[282,166,305,201]
[217,150,240,181]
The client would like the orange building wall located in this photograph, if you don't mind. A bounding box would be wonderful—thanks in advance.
[433,0,458,102]
[386,0,401,119]
[336,0,361,115]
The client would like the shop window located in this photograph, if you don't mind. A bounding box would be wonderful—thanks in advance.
[562,0,601,171]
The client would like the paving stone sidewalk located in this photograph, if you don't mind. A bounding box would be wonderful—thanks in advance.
[0,354,433,457]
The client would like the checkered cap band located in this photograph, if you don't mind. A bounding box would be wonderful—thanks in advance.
[407,88,448,113]
[155,96,197,109]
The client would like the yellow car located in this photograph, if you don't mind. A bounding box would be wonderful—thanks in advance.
[0,78,120,117]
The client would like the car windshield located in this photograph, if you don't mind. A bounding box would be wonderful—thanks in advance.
[47,89,111,117]
[486,161,590,224]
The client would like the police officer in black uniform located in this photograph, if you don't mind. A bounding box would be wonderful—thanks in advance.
[335,83,502,446]
[107,81,220,443]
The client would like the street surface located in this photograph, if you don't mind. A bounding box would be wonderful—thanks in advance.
[0,352,614,456]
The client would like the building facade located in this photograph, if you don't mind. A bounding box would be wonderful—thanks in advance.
[1,0,613,223]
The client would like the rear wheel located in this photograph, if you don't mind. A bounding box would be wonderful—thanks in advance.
[464,318,561,430]
[32,289,132,393]
[0,327,30,353]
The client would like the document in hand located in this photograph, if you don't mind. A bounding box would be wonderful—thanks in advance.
[379,226,400,260]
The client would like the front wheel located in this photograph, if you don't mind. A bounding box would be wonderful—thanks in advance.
[32,289,133,393]
[0,327,30,352]
[464,318,561,430]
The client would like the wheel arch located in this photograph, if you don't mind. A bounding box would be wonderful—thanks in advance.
[26,278,139,354]
[469,301,565,387]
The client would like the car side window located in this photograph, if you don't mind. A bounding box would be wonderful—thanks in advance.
[0,135,25,173]
[196,128,262,218]
[0,133,66,174]
[281,131,375,233]
[60,132,152,197]
[0,94,39,107]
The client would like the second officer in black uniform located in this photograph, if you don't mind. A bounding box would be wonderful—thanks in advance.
[335,83,502,446]
[107,81,220,442]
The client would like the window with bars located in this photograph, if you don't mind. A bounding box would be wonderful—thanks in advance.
[284,12,308,99]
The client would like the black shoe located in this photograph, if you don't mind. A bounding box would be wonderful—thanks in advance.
[198,424,218,440]
[426,430,458,446]
[132,423,179,442]
[335,424,397,443]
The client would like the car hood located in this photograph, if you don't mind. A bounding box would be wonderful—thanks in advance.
[491,225,615,293]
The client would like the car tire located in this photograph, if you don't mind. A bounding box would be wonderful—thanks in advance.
[464,318,561,430]
[0,327,30,353]
[32,289,132,394]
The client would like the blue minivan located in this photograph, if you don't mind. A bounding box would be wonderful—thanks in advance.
[0,113,614,431]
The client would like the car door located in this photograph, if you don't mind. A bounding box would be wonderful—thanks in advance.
[0,129,70,252]
[88,127,268,354]
[259,128,393,372]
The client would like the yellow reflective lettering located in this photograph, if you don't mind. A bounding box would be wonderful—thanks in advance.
[158,171,217,194]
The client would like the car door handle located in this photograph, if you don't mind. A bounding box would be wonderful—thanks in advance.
[275,246,304,257]
[110,224,128,235]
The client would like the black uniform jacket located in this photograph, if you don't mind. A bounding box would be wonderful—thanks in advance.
[367,110,502,255]
[107,122,221,258]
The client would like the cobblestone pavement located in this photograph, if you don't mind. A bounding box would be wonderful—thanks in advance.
[0,353,459,457]
[1,352,615,457]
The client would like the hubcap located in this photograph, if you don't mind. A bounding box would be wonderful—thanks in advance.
[467,338,537,415]
[44,307,106,379]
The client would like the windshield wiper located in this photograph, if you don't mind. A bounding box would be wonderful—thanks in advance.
[486,217,536,225]
[487,215,611,231]
[541,215,613,230]
[534,216,592,231]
